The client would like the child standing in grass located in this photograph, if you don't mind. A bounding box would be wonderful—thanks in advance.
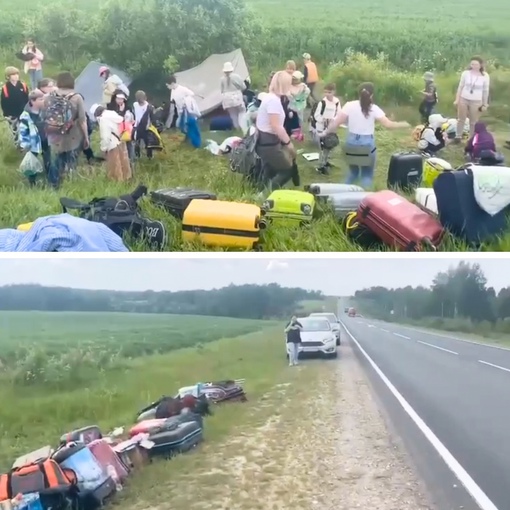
[419,72,438,123]
[310,83,341,175]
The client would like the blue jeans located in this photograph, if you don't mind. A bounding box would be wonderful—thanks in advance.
[345,133,376,188]
[28,69,43,90]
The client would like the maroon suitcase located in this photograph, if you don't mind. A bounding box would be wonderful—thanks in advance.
[357,190,444,251]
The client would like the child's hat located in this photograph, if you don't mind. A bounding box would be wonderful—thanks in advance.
[423,71,434,81]
[292,70,304,80]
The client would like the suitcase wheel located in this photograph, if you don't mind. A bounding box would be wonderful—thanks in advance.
[420,237,437,251]
[258,218,267,230]
[253,243,263,251]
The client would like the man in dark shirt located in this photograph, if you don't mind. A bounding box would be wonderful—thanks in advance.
[285,316,303,366]
[1,66,29,119]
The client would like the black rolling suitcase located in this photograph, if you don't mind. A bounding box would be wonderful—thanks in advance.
[148,419,203,458]
[150,188,217,219]
[387,152,423,191]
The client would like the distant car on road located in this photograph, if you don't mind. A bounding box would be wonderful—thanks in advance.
[286,317,337,359]
[309,312,341,345]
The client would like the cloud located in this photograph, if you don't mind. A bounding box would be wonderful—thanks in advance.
[266,260,289,272]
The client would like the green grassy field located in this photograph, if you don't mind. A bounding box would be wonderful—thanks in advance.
[0,312,291,471]
[1,0,510,251]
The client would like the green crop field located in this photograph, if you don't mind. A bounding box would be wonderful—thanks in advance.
[0,311,276,388]
[0,0,509,251]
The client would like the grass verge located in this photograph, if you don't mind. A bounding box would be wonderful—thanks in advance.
[0,324,288,470]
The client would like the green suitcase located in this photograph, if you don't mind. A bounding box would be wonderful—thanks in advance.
[262,190,315,224]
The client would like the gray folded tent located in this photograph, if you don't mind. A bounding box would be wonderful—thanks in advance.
[174,49,249,116]
[75,61,132,113]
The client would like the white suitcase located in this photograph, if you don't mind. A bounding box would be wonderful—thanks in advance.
[305,183,364,196]
[415,188,438,214]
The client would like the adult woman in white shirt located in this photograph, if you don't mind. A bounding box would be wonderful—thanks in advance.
[255,71,296,190]
[454,56,490,141]
[321,82,409,188]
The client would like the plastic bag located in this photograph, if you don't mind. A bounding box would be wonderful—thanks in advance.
[19,152,43,177]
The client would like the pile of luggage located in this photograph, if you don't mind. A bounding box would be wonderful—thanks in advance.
[332,150,510,250]
[0,380,247,510]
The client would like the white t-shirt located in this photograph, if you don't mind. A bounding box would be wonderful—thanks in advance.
[313,96,341,132]
[171,84,195,114]
[458,70,490,102]
[341,100,385,136]
[256,93,285,134]
[133,101,149,127]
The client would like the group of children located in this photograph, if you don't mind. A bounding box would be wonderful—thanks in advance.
[0,61,208,187]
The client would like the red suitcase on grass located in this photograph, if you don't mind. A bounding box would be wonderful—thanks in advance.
[356,190,444,251]
[88,439,129,482]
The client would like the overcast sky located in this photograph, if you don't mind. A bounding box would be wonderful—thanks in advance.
[0,256,507,295]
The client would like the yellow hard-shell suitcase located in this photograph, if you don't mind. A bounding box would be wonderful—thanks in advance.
[182,199,265,250]
[422,157,452,188]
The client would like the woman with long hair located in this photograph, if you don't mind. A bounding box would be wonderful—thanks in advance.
[454,56,490,141]
[107,89,135,162]
[255,70,297,191]
[321,82,409,188]
[21,39,44,90]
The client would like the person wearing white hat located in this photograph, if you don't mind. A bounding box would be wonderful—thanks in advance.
[220,61,247,134]
[89,102,132,181]
[107,89,135,162]
[99,65,129,106]
[417,113,449,155]
[289,70,309,129]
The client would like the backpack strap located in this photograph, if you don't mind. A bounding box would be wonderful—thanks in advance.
[319,100,327,116]
[60,197,91,213]
[2,84,8,98]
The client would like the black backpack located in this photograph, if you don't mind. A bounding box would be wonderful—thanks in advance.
[310,99,339,129]
[59,185,167,250]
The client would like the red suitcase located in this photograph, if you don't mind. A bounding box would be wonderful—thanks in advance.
[88,439,129,482]
[357,190,444,251]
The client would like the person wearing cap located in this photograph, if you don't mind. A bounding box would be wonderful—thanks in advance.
[89,103,132,182]
[302,53,319,102]
[220,61,247,134]
[99,66,129,106]
[417,113,449,155]
[1,67,29,123]
[288,70,310,129]
[18,89,58,187]
[419,71,438,123]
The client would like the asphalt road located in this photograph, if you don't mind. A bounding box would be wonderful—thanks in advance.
[341,316,510,510]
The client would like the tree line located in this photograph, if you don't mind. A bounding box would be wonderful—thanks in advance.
[0,283,322,319]
[353,261,510,326]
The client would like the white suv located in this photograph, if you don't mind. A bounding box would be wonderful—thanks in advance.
[309,313,341,345]
[286,317,337,359]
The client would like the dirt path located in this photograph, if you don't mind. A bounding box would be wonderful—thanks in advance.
[128,343,433,510]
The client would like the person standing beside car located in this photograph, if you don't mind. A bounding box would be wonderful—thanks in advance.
[285,316,303,367]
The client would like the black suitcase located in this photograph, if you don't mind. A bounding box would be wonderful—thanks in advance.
[149,419,203,458]
[433,168,507,245]
[150,188,217,219]
[387,152,423,191]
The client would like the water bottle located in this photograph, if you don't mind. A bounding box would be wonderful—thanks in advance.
[107,465,123,492]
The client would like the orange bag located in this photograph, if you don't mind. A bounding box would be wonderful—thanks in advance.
[119,120,133,142]
[0,459,75,500]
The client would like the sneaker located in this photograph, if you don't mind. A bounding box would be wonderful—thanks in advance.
[325,162,334,168]
[316,166,328,175]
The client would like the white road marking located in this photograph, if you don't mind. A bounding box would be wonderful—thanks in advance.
[380,329,390,333]
[478,360,510,373]
[385,323,510,352]
[339,320,499,510]
[393,332,410,339]
[418,341,458,355]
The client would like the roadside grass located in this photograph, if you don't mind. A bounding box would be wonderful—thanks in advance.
[1,107,509,252]
[0,324,290,472]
